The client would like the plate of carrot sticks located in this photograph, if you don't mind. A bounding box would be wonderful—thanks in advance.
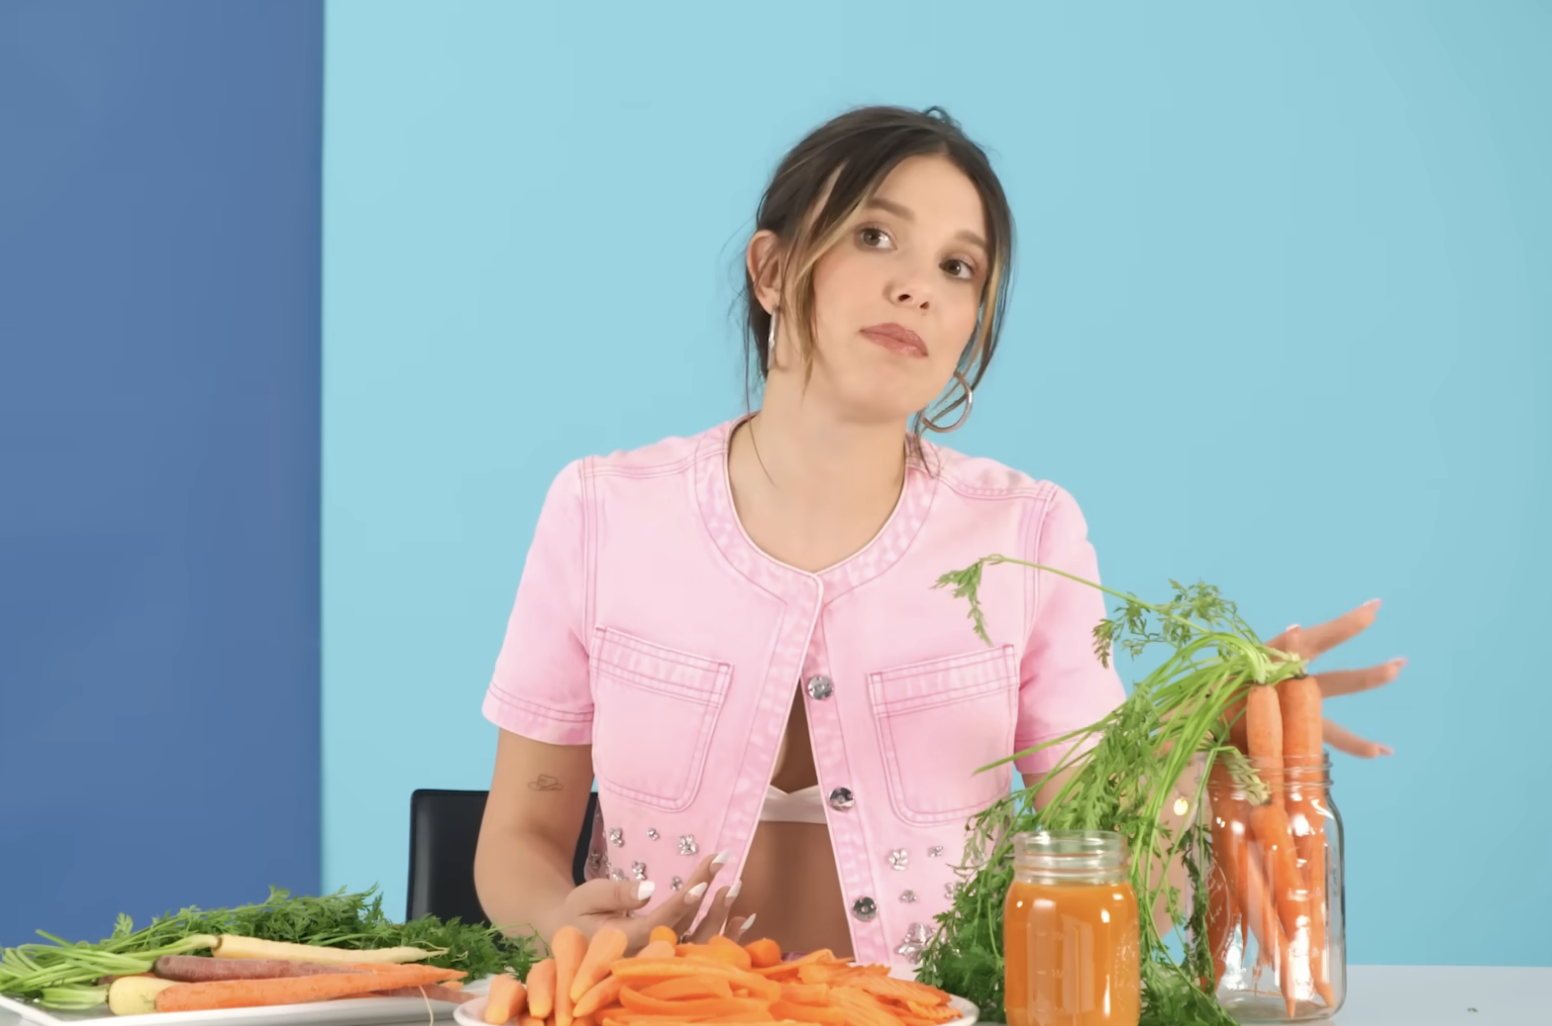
[456,926,977,1026]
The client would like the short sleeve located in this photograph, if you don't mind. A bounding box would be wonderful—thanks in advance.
[481,459,594,745]
[1014,486,1128,777]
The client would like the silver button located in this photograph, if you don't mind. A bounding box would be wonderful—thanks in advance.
[807,675,834,700]
[828,787,855,811]
[852,896,877,922]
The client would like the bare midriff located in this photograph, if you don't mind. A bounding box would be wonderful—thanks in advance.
[727,689,854,958]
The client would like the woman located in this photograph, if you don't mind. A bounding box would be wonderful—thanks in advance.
[471,105,1402,968]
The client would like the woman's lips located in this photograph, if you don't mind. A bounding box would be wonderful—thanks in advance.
[860,323,928,357]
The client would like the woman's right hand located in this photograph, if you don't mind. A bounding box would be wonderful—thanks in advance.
[555,850,749,951]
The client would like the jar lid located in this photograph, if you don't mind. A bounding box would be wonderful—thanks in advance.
[1013,830,1127,873]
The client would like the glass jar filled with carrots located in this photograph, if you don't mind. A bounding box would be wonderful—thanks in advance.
[1004,830,1141,1026]
[1202,752,1346,1022]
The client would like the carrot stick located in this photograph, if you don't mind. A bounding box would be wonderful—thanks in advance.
[639,976,733,1001]
[647,925,678,947]
[1280,673,1336,1007]
[570,927,628,1003]
[526,959,557,1019]
[155,966,461,1012]
[552,927,588,1026]
[485,974,528,1025]
[617,987,767,1017]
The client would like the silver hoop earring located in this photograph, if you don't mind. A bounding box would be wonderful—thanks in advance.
[920,370,973,434]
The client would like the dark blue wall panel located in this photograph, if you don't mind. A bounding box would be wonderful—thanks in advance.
[0,1,322,944]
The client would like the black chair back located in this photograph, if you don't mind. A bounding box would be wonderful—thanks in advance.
[406,788,600,924]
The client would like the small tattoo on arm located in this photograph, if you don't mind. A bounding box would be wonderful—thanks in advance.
[528,774,564,792]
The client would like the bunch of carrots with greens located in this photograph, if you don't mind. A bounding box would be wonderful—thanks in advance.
[480,924,960,1026]
[0,886,540,1011]
[915,555,1337,1026]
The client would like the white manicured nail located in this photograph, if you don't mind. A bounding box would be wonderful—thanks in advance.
[636,881,655,901]
[738,914,757,934]
[687,882,708,899]
[727,880,742,901]
[713,850,731,865]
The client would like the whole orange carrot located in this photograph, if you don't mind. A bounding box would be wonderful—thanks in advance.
[1280,673,1336,1007]
[1245,685,1285,807]
[156,966,461,1012]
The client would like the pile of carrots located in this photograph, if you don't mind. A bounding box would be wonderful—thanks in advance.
[1207,672,1333,1016]
[483,925,960,1026]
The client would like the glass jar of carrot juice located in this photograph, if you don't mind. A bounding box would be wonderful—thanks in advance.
[1003,830,1141,1026]
[1202,755,1346,1022]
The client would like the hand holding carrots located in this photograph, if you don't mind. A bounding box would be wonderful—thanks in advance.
[554,849,743,954]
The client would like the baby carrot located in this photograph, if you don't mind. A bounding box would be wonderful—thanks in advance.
[484,973,527,1024]
[551,926,588,1026]
[525,959,557,1019]
[569,927,627,1003]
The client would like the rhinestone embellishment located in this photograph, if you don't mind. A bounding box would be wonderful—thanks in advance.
[608,828,624,847]
[647,828,660,841]
[945,882,959,901]
[901,890,918,903]
[609,867,626,881]
[586,851,608,877]
[895,922,932,964]
[678,835,698,856]
[888,849,909,871]
[671,876,684,892]
[852,897,878,922]
[631,861,648,880]
[928,845,944,858]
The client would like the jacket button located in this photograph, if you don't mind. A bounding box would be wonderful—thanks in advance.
[807,675,833,700]
[828,787,855,811]
[852,896,878,922]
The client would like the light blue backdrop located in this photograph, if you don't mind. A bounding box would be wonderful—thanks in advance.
[322,0,1551,965]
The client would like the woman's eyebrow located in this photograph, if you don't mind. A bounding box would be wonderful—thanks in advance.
[864,196,988,251]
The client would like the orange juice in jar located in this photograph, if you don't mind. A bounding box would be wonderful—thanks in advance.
[1004,830,1141,1026]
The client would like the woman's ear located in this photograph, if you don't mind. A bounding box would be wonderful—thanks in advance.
[746,229,784,314]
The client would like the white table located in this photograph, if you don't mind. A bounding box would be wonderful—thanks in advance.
[972,966,1549,1025]
[1,966,1544,1026]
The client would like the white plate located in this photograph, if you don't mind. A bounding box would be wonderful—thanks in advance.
[453,982,979,1026]
[0,978,490,1026]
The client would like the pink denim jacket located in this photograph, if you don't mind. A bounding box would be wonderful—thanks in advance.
[482,417,1125,967]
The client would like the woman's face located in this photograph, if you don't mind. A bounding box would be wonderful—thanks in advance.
[776,154,990,426]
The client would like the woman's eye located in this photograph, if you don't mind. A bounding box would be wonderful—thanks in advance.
[858,227,891,248]
[943,258,976,280]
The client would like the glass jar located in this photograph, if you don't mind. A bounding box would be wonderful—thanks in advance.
[1004,830,1141,1026]
[1202,755,1346,1022]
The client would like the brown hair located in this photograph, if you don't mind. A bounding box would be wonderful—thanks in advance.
[741,105,1015,434]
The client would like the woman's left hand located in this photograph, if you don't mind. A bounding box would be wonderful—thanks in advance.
[1263,599,1407,757]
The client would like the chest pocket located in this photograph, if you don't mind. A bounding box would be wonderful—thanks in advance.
[869,645,1019,825]
[590,626,732,811]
